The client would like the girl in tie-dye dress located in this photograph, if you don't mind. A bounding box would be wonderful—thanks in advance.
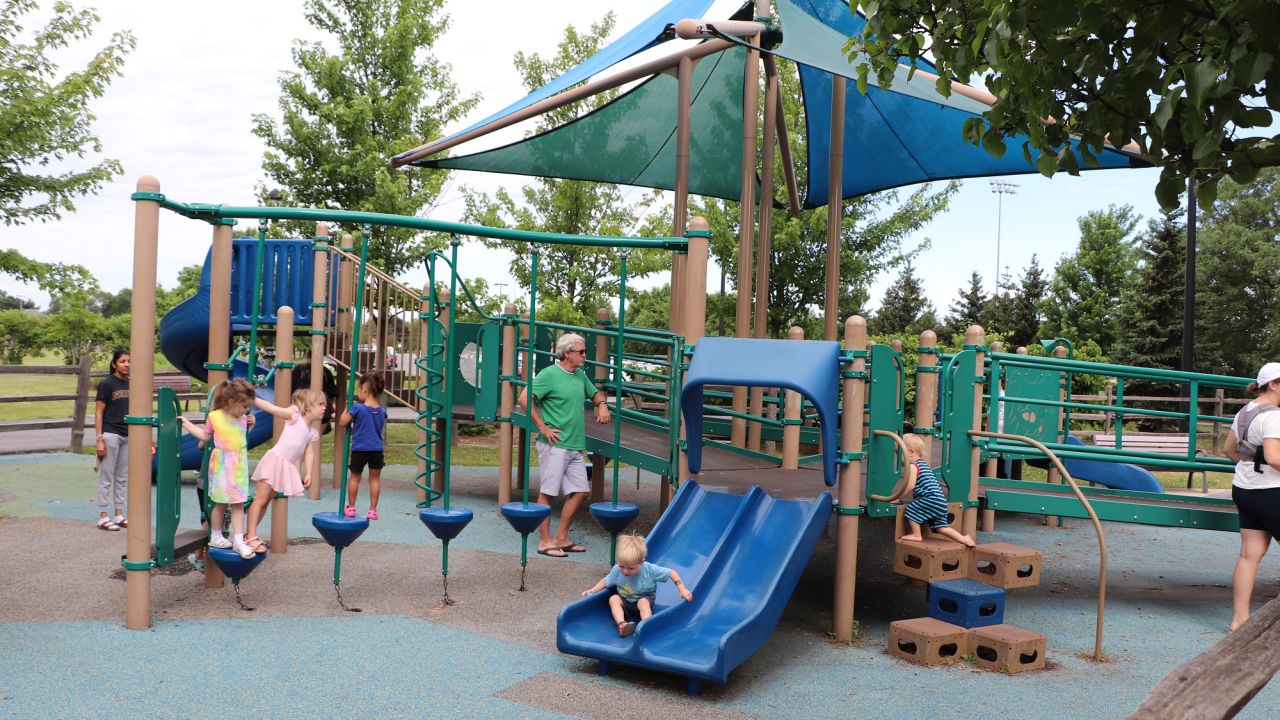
[180,379,258,559]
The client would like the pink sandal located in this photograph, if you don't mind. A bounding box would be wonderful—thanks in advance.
[344,505,357,517]
[366,509,379,520]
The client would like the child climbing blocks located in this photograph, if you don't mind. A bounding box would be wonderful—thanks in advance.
[969,543,1042,589]
[926,579,1006,628]
[888,617,969,666]
[969,624,1046,674]
[894,538,969,582]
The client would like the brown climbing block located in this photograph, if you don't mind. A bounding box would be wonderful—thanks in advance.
[970,624,1046,674]
[894,538,969,582]
[889,617,970,666]
[894,502,964,540]
[969,542,1042,589]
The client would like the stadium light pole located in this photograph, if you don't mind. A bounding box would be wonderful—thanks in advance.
[990,180,1018,296]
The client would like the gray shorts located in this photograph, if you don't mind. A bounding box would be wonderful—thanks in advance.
[535,439,589,496]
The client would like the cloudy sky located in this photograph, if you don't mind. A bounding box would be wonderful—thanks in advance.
[2,0,1167,320]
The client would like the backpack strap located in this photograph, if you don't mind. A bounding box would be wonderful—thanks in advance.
[1236,403,1280,473]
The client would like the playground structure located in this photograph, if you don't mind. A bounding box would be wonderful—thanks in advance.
[109,0,1261,697]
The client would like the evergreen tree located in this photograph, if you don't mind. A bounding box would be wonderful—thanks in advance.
[943,271,987,339]
[1004,255,1048,347]
[1039,205,1139,352]
[1113,212,1186,369]
[252,0,478,275]
[870,263,937,335]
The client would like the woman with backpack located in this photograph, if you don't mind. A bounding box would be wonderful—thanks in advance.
[1224,362,1280,631]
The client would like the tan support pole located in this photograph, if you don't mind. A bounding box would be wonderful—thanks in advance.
[915,330,938,460]
[332,233,354,489]
[269,306,294,554]
[498,302,517,509]
[307,223,329,500]
[1045,345,1069,527]
[416,284,431,506]
[670,54,693,335]
[433,290,451,494]
[984,341,1004,479]
[782,326,804,468]
[834,315,867,641]
[126,177,160,629]
[731,35,762,447]
[203,219,233,588]
[824,77,847,341]
[748,56,781,452]
[592,308,612,504]
[963,325,986,537]
[674,218,711,508]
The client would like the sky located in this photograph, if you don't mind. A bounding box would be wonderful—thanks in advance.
[1,0,1170,322]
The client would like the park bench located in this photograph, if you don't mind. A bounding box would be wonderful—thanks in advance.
[152,373,202,410]
[1091,432,1210,493]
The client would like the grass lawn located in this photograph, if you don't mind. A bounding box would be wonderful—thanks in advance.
[0,351,179,423]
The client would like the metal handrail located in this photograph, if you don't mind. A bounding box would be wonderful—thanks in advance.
[972,429,1108,661]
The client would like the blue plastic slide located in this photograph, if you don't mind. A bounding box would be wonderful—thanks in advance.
[556,480,833,687]
[1026,435,1164,493]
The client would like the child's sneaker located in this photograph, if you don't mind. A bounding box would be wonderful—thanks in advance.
[618,621,636,637]
[187,553,205,572]
[208,534,232,549]
[366,509,379,520]
[344,505,357,517]
[231,537,255,559]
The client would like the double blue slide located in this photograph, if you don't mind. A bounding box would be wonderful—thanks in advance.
[557,337,841,690]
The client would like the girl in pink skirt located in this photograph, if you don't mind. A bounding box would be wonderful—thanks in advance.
[242,388,327,554]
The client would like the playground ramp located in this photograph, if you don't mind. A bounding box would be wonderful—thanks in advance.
[557,480,832,686]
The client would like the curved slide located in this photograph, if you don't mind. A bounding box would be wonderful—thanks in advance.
[557,480,832,687]
[158,252,279,471]
[1027,435,1164,493]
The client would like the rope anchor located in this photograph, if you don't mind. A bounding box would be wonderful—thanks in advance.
[233,582,255,612]
[334,583,362,613]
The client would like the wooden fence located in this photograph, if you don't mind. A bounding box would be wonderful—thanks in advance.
[1067,387,1248,452]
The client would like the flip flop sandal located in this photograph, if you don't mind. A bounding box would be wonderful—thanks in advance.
[560,544,587,553]
[536,547,567,558]
[245,536,268,554]
[96,518,120,531]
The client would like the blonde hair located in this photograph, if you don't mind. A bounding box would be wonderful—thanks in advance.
[616,534,647,566]
[902,433,927,459]
[292,387,326,411]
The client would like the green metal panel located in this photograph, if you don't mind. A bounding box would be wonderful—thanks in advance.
[473,322,500,421]
[940,350,978,504]
[866,343,907,517]
[1000,362,1064,459]
[154,388,182,568]
[984,487,1239,531]
[429,48,747,202]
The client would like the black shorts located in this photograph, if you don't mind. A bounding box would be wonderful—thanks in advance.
[348,450,385,473]
[613,591,651,622]
[1233,485,1280,536]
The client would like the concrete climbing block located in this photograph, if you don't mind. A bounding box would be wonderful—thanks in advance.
[969,542,1042,589]
[894,538,969,582]
[888,617,969,666]
[970,624,1046,674]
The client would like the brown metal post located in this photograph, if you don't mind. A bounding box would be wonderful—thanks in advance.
[126,177,160,629]
[592,308,612,503]
[984,341,1004,478]
[748,56,781,452]
[782,326,804,468]
[675,218,711,508]
[824,76,847,341]
[307,223,329,500]
[433,290,451,494]
[963,325,985,537]
[498,302,517,508]
[731,33,762,447]
[204,221,233,588]
[270,306,294,554]
[834,315,867,641]
[1045,345,1069,527]
[670,54,694,335]
[915,330,939,460]
[71,354,91,451]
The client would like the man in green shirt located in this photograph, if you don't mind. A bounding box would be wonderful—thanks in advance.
[518,333,611,557]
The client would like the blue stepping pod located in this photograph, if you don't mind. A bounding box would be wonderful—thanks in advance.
[311,512,370,549]
[208,546,267,581]
[419,507,474,541]
[500,502,551,535]
[927,578,1006,629]
[589,502,639,535]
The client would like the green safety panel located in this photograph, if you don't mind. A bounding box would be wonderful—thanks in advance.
[474,322,500,421]
[1000,363,1064,460]
[940,350,978,504]
[154,387,183,568]
[865,343,907,517]
[426,47,747,202]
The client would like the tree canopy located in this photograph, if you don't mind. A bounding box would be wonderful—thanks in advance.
[0,0,134,225]
[850,0,1280,209]
[253,0,477,275]
[1039,205,1139,350]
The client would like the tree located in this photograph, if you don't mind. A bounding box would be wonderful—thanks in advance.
[1194,169,1280,377]
[1001,255,1048,347]
[870,262,937,335]
[943,270,988,340]
[0,248,97,306]
[42,303,105,363]
[1114,213,1186,370]
[851,1,1280,210]
[155,264,202,318]
[0,289,35,310]
[692,62,958,339]
[0,0,134,225]
[252,0,478,275]
[460,14,669,328]
[1039,205,1139,352]
[0,309,44,363]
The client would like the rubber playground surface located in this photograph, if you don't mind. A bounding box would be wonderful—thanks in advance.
[2,453,1278,719]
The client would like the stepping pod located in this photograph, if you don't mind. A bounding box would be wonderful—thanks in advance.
[419,507,473,541]
[311,512,371,549]
[207,546,267,581]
